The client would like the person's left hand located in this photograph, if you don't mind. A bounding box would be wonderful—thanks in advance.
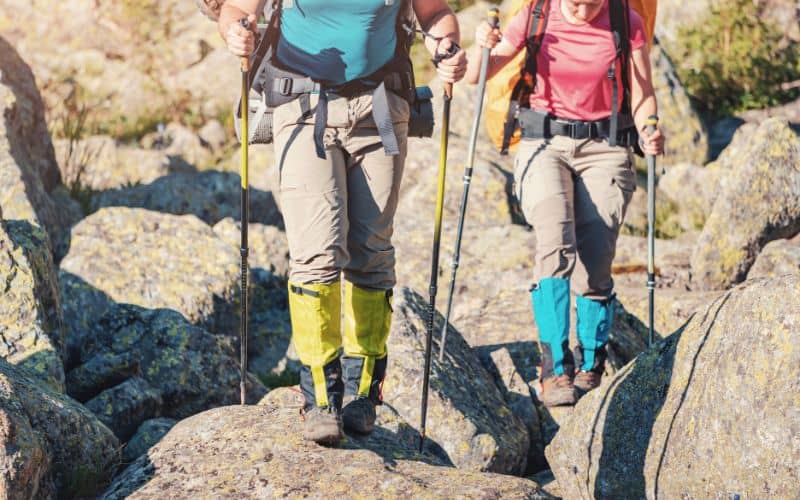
[434,38,467,83]
[639,127,665,156]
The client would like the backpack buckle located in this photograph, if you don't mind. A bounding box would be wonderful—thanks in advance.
[278,78,293,96]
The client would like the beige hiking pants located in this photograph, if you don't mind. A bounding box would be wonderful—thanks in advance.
[272,91,409,289]
[514,136,637,301]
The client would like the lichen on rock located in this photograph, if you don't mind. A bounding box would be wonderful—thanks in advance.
[691,118,800,290]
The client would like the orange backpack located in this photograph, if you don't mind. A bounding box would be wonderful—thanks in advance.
[484,0,658,154]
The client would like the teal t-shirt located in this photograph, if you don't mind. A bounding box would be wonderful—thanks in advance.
[277,0,401,85]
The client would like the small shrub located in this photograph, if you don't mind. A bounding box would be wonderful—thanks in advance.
[673,0,800,116]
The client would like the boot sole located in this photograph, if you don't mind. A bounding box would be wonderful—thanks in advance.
[342,414,375,435]
[303,423,344,444]
[574,383,600,395]
[540,388,578,408]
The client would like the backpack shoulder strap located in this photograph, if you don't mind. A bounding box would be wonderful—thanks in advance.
[501,0,551,154]
[608,0,632,112]
[522,0,551,85]
[607,0,633,145]
[395,0,416,55]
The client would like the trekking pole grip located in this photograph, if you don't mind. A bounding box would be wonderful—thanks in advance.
[488,7,500,30]
[646,115,658,137]
[239,18,251,72]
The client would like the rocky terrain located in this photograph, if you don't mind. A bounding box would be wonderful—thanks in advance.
[0,0,798,498]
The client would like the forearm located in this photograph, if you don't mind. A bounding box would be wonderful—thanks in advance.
[465,41,519,84]
[417,6,460,56]
[633,93,658,132]
[629,47,658,131]
[464,44,482,83]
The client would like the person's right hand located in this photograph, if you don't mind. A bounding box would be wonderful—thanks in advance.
[224,14,257,57]
[475,20,502,50]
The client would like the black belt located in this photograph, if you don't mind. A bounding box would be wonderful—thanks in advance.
[518,109,637,144]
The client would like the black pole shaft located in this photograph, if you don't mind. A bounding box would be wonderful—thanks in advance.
[646,117,658,348]
[438,8,499,362]
[239,19,251,405]
[420,84,452,453]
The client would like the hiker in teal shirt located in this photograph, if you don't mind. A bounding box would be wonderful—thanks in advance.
[219,0,466,445]
[278,0,403,85]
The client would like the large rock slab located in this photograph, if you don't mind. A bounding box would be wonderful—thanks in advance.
[614,286,723,338]
[547,275,800,498]
[0,358,119,499]
[747,234,800,280]
[691,118,800,290]
[54,135,194,192]
[60,207,240,342]
[0,219,65,391]
[657,163,711,232]
[66,301,266,422]
[122,418,177,464]
[139,122,215,170]
[384,287,530,475]
[213,217,289,279]
[85,377,163,442]
[101,404,545,499]
[0,35,71,259]
[91,170,282,227]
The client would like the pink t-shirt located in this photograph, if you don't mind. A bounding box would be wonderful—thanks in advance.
[504,0,645,121]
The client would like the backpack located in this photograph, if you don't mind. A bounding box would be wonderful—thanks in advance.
[234,0,434,148]
[485,0,657,154]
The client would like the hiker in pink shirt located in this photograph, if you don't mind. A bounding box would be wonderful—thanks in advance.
[466,0,665,406]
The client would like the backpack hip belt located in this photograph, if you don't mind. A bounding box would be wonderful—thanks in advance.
[518,109,638,146]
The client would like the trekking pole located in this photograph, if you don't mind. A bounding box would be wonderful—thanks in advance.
[239,18,251,405]
[437,8,500,362]
[419,39,462,454]
[645,115,659,348]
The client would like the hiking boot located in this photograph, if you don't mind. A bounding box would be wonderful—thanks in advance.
[574,294,613,398]
[303,405,344,444]
[573,369,602,395]
[299,360,344,445]
[341,282,392,435]
[532,278,574,379]
[342,396,377,434]
[341,355,387,435]
[539,374,577,407]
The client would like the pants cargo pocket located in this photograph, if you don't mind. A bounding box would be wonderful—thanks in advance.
[610,159,637,226]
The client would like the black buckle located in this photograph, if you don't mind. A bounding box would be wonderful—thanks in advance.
[568,123,581,139]
[278,78,293,96]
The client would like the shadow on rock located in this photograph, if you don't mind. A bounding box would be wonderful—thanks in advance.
[60,272,267,450]
[89,169,283,228]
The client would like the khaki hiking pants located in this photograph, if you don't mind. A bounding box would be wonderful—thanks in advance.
[514,136,637,301]
[272,90,410,289]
